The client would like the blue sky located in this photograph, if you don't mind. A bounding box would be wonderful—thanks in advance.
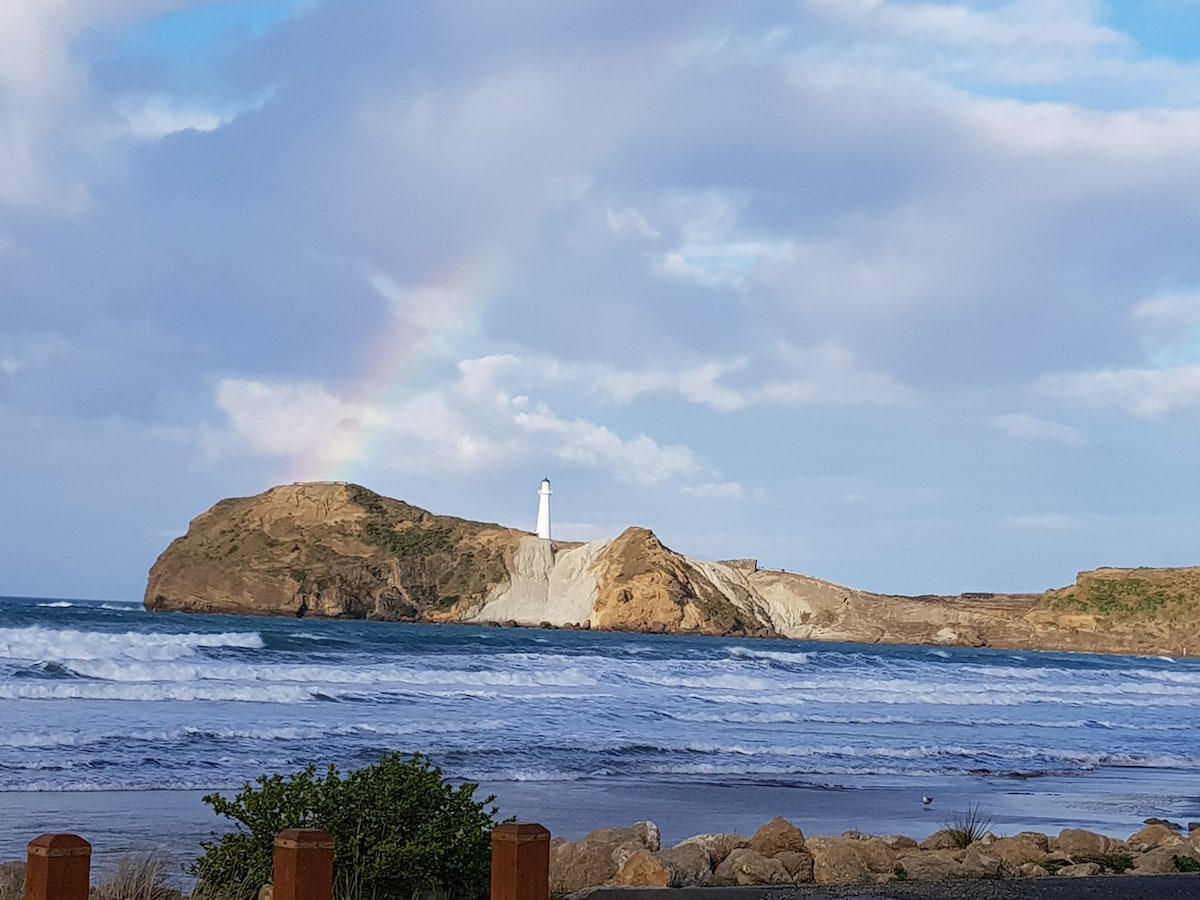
[3,1,1200,601]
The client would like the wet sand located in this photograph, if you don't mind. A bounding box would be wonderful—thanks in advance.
[2,770,1197,874]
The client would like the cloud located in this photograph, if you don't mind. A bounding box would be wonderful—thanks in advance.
[1131,291,1200,363]
[513,405,700,483]
[213,359,703,485]
[1004,513,1108,532]
[684,481,745,499]
[606,206,659,239]
[1040,365,1200,416]
[991,413,1084,447]
[115,91,271,139]
[214,379,385,461]
[481,344,911,412]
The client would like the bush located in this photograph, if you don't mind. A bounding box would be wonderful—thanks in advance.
[190,753,501,900]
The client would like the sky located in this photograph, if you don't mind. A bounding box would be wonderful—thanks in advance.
[3,0,1200,602]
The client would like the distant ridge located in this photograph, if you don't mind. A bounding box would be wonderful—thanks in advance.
[145,482,1200,657]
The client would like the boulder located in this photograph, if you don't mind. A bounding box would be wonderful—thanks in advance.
[1055,828,1123,858]
[1131,846,1190,875]
[1056,862,1103,877]
[774,850,815,883]
[1015,831,1050,852]
[895,853,973,881]
[584,821,660,851]
[675,833,748,867]
[806,837,871,884]
[882,834,919,850]
[1018,863,1050,878]
[1128,822,1183,851]
[0,864,25,897]
[919,830,960,851]
[960,845,1007,878]
[748,816,806,857]
[711,848,792,886]
[656,843,714,887]
[609,841,646,870]
[987,835,1049,869]
[843,836,897,874]
[550,839,622,894]
[611,849,670,887]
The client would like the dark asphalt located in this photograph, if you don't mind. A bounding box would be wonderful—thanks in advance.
[579,875,1200,900]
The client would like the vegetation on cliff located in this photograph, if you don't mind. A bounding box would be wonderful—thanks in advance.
[144,482,523,621]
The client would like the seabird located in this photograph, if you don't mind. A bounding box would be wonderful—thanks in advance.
[922,796,934,807]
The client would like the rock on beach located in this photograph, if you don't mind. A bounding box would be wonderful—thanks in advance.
[551,818,1200,894]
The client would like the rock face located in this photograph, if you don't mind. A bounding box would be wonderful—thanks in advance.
[145,482,1200,656]
[144,483,776,637]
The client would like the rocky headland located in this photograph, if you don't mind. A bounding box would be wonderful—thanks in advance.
[144,482,1200,656]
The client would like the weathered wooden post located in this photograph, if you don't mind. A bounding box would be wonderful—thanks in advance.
[491,823,549,900]
[273,829,334,900]
[24,834,91,900]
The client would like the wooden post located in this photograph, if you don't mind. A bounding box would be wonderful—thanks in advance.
[273,829,334,900]
[24,834,91,900]
[491,823,549,900]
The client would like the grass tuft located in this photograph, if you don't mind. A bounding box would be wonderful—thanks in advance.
[92,852,180,900]
[941,803,994,848]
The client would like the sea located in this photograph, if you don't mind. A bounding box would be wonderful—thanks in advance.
[2,593,1199,874]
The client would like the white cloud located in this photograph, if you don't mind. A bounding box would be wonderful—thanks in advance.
[1132,292,1200,331]
[214,361,703,485]
[0,1,202,208]
[684,481,746,499]
[647,191,792,289]
[991,413,1084,447]
[214,379,385,461]
[807,0,1123,53]
[513,404,700,483]
[1040,364,1200,416]
[492,344,911,412]
[606,206,659,239]
[115,92,270,139]
[1005,513,1108,531]
[0,356,23,376]
[1131,292,1200,363]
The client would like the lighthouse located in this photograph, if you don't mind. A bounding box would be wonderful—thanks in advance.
[535,478,552,540]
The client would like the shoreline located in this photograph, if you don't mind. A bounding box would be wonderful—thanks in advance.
[3,770,1197,870]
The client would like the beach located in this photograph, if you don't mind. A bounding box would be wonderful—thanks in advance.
[4,770,1198,876]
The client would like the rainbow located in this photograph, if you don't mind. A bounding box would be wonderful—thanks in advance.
[286,250,508,485]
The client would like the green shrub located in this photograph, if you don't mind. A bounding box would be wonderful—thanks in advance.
[191,753,501,900]
[941,803,993,848]
[1174,854,1200,872]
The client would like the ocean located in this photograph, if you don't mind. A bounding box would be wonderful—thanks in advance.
[2,594,1199,873]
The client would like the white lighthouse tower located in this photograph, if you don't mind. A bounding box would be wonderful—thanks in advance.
[535,477,552,540]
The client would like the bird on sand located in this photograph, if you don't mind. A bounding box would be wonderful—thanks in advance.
[922,796,934,807]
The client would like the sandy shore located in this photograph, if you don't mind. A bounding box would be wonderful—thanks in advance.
[2,771,1197,874]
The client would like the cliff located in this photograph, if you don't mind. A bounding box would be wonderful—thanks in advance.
[144,482,1200,656]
